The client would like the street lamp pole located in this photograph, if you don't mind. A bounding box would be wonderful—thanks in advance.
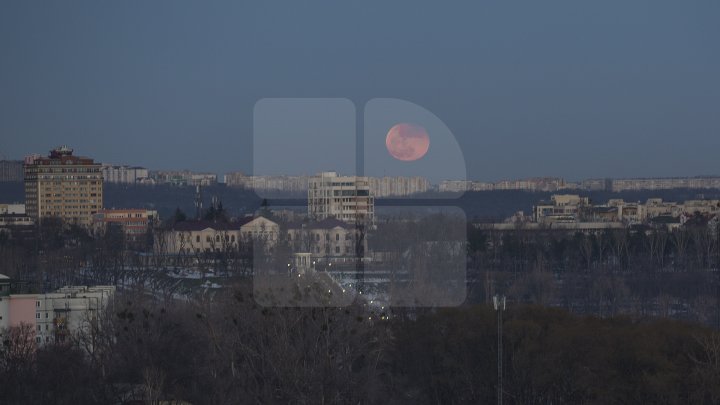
[493,294,506,405]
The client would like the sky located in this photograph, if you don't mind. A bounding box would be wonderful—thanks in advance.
[0,0,719,182]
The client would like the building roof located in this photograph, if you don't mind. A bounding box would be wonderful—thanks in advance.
[170,216,261,232]
[287,217,353,230]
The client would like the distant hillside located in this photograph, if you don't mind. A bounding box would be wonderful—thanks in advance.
[2,182,719,222]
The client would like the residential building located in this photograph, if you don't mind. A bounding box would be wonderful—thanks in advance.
[24,146,103,227]
[226,172,429,198]
[224,172,310,194]
[368,176,430,197]
[152,170,217,186]
[0,204,34,240]
[610,177,720,192]
[0,160,23,182]
[101,165,150,184]
[34,285,115,345]
[0,275,37,330]
[0,203,25,215]
[308,172,374,224]
[0,277,114,347]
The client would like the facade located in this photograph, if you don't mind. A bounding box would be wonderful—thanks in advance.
[0,203,25,215]
[610,177,720,192]
[439,177,570,193]
[34,286,115,345]
[0,213,34,228]
[159,216,279,255]
[0,275,34,330]
[0,277,114,347]
[225,172,428,198]
[0,160,23,182]
[531,194,720,226]
[0,204,34,240]
[533,195,591,223]
[286,218,367,259]
[24,146,103,227]
[308,172,374,224]
[101,165,150,184]
[93,208,158,241]
[368,176,430,197]
[224,172,310,194]
[152,170,217,186]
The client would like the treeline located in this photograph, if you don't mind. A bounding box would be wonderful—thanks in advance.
[467,222,720,325]
[2,284,720,404]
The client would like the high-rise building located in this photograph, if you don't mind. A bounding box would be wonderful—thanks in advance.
[24,146,103,227]
[308,172,374,224]
[0,160,23,182]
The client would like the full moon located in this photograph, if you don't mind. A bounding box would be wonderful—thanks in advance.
[385,123,430,161]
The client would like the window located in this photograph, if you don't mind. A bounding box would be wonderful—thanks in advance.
[36,301,41,307]
[336,234,340,241]
[196,235,200,243]
[36,313,40,319]
[45,313,49,318]
[335,246,340,253]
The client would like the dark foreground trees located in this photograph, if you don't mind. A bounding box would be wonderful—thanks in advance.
[2,283,720,404]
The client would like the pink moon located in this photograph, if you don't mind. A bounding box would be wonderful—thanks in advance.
[385,123,430,161]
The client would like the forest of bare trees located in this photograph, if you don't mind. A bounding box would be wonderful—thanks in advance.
[2,283,720,404]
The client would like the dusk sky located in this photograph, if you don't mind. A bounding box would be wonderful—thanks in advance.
[1,1,718,181]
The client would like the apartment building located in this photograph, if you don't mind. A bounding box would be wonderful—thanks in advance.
[152,170,217,186]
[0,277,114,347]
[308,172,374,224]
[101,165,150,184]
[34,285,115,345]
[0,160,23,182]
[368,176,430,197]
[24,146,103,227]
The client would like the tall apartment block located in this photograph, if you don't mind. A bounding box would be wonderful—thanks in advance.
[308,172,374,224]
[24,146,103,227]
[0,160,23,182]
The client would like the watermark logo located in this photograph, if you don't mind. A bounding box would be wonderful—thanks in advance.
[252,98,467,307]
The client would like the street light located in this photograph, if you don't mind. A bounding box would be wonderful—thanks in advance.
[493,295,506,405]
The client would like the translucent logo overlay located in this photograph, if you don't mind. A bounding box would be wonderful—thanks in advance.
[252,98,467,307]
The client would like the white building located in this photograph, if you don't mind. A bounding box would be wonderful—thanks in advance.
[0,203,25,215]
[308,172,374,224]
[101,165,150,184]
[0,277,115,347]
[34,285,115,345]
